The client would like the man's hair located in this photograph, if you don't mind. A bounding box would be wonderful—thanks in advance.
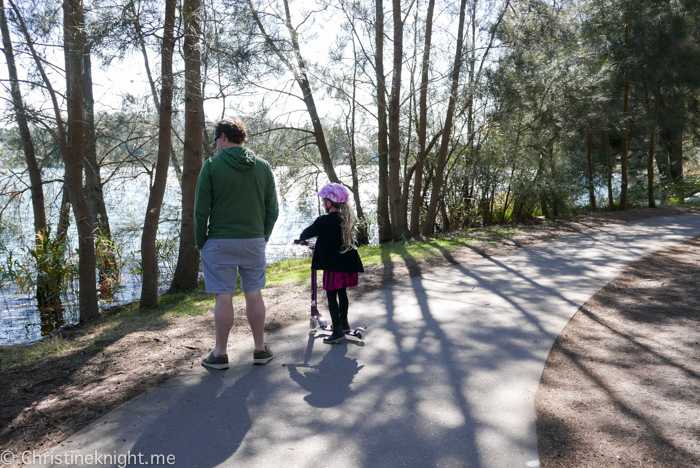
[213,118,248,144]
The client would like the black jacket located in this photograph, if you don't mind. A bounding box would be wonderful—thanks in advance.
[299,212,364,273]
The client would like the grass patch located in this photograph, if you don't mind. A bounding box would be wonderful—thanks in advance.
[266,257,312,287]
[359,236,478,266]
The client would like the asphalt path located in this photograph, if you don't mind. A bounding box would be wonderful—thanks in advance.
[32,214,700,468]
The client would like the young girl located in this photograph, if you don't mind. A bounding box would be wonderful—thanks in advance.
[297,183,364,343]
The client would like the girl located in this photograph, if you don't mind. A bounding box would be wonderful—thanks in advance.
[297,183,364,343]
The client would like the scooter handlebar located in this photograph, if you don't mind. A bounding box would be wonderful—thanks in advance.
[294,239,314,247]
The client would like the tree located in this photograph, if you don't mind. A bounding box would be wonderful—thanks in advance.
[169,0,203,293]
[422,0,468,236]
[140,0,176,308]
[409,0,435,236]
[0,0,46,236]
[245,0,340,184]
[63,0,99,321]
[375,0,392,242]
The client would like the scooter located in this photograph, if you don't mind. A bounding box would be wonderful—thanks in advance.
[294,239,366,342]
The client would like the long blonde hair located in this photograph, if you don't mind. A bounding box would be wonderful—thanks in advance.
[330,200,357,253]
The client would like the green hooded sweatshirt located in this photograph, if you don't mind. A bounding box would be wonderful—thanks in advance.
[194,146,278,249]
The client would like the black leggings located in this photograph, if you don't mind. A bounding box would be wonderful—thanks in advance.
[326,288,349,329]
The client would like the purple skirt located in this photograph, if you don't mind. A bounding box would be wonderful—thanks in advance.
[322,271,359,291]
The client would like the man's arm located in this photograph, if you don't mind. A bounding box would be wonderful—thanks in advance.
[194,161,212,249]
[263,170,279,242]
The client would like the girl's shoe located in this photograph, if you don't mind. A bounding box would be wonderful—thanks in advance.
[323,328,346,344]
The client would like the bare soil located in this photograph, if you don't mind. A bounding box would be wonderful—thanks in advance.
[536,235,700,467]
[1,205,699,467]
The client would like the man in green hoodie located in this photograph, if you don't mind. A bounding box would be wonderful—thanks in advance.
[195,118,279,369]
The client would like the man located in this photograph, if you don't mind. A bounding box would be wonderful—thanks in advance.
[195,118,278,368]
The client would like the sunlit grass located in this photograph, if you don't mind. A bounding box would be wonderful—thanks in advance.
[266,257,312,287]
[359,236,480,266]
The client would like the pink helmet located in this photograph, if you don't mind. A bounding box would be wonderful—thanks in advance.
[318,183,349,204]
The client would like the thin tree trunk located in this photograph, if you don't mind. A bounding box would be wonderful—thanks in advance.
[604,130,614,210]
[281,0,338,183]
[375,0,392,242]
[662,128,683,183]
[169,0,202,293]
[642,73,658,208]
[245,0,339,183]
[347,36,369,245]
[0,0,46,234]
[141,0,176,308]
[586,129,596,209]
[387,0,410,240]
[422,0,468,236]
[647,127,656,207]
[82,51,111,237]
[56,184,71,243]
[132,4,183,190]
[410,0,435,236]
[83,50,119,296]
[620,0,631,211]
[10,0,73,238]
[64,0,98,322]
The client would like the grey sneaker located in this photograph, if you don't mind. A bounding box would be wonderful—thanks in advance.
[253,345,274,365]
[202,351,229,370]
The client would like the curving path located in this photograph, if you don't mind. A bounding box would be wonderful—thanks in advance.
[35,214,700,468]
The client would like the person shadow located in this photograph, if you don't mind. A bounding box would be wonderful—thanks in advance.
[286,334,364,408]
[125,366,262,468]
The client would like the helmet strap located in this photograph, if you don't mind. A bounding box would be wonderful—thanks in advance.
[323,198,337,213]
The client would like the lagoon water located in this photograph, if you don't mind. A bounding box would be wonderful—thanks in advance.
[0,166,377,346]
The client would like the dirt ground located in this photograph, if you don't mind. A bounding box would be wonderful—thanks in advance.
[536,236,700,467]
[1,204,699,467]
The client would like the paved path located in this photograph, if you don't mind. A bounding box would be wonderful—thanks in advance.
[35,215,700,468]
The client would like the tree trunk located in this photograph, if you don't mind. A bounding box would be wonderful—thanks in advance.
[620,0,631,211]
[661,127,683,183]
[604,130,614,210]
[387,0,410,240]
[64,0,98,322]
[586,129,596,209]
[0,0,46,235]
[375,0,392,242]
[56,184,71,243]
[82,52,111,237]
[410,0,435,236]
[282,1,338,183]
[642,73,657,208]
[132,4,183,190]
[140,0,176,308]
[648,127,656,207]
[168,0,203,294]
[422,0,468,236]
[10,0,74,235]
[347,37,369,246]
[83,50,118,296]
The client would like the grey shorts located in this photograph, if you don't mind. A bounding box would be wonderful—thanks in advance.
[200,238,266,293]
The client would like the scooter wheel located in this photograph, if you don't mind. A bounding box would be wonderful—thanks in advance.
[355,329,366,342]
[309,318,316,330]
